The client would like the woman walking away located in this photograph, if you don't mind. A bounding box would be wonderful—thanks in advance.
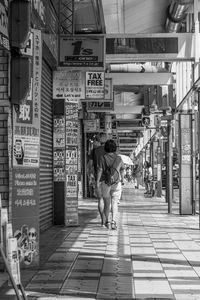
[96,140,125,230]
[144,161,152,195]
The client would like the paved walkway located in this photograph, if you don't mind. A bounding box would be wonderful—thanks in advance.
[1,186,200,299]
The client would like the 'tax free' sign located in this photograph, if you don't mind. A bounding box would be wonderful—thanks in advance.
[85,71,105,100]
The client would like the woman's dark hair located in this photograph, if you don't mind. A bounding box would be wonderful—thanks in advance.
[104,139,117,153]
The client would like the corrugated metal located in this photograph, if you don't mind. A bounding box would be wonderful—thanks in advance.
[40,60,53,232]
[102,0,171,34]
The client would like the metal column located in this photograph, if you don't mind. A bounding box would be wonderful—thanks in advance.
[166,120,173,213]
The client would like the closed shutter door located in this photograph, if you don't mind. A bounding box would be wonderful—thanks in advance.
[40,59,53,232]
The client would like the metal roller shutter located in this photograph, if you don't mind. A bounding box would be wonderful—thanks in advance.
[40,59,53,232]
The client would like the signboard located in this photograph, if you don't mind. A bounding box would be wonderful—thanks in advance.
[106,33,195,61]
[85,78,113,110]
[59,35,105,68]
[84,119,100,132]
[107,37,178,54]
[85,71,105,99]
[0,0,9,50]
[53,70,85,103]
[86,101,114,112]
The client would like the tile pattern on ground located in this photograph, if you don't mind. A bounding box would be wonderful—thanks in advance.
[2,189,200,300]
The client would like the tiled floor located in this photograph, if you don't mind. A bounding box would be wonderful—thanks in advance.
[1,187,200,299]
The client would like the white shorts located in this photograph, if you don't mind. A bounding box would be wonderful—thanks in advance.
[101,181,122,201]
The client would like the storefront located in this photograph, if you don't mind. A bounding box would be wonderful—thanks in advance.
[10,1,58,267]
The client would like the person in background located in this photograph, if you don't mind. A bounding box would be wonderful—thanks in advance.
[134,162,142,189]
[89,133,107,226]
[124,166,133,182]
[96,139,125,230]
[144,161,153,194]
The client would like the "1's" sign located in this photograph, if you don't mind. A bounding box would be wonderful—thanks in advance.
[59,35,105,69]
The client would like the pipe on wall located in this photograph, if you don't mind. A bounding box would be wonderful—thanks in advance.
[165,0,193,33]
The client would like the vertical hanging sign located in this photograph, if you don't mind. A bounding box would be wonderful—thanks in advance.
[85,71,105,99]
[12,29,42,267]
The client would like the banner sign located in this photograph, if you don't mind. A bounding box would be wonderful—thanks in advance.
[85,71,105,99]
[13,29,42,168]
[59,35,105,68]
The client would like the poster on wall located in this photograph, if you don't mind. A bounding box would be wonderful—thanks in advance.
[54,166,65,182]
[54,116,65,132]
[12,168,40,266]
[66,121,78,145]
[54,149,65,165]
[66,174,77,197]
[85,71,105,100]
[13,135,40,167]
[66,147,78,165]
[65,103,78,119]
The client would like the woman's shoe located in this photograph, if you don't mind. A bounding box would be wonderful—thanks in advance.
[111,221,117,230]
[105,221,111,229]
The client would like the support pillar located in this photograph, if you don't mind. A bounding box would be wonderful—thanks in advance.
[166,120,173,213]
[179,113,193,214]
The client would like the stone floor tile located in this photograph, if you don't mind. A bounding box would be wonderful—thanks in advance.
[134,279,174,298]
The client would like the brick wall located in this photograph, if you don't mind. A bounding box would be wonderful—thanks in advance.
[0,49,9,207]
